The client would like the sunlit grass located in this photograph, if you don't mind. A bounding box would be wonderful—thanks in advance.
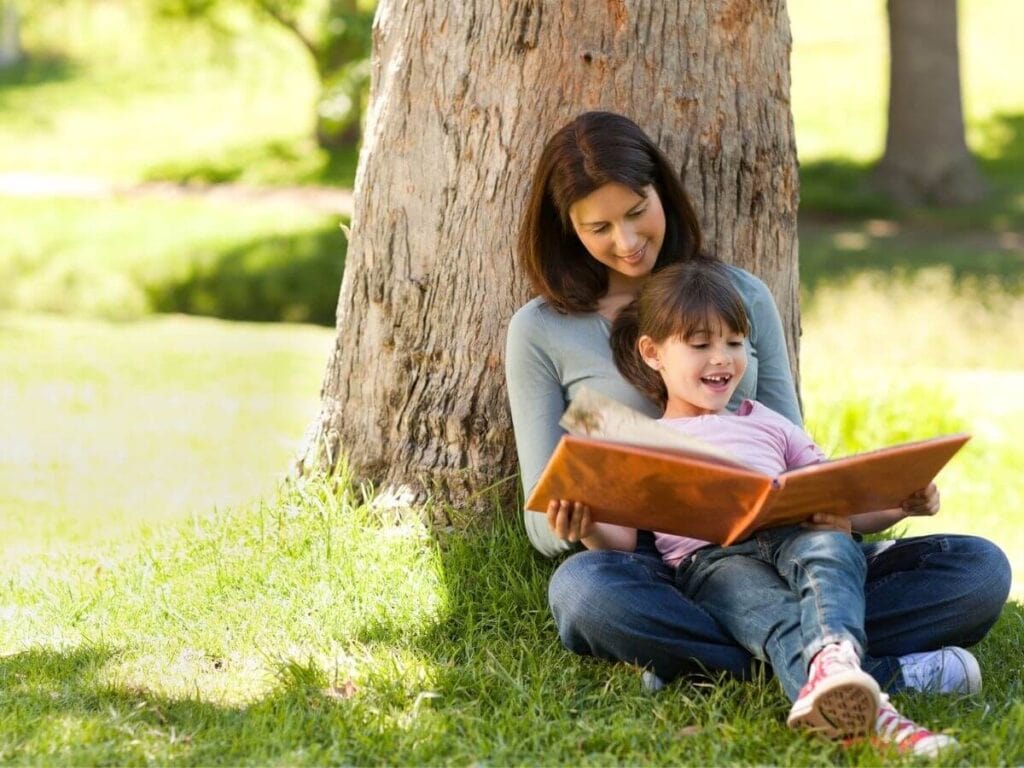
[0,312,334,564]
[801,270,1024,595]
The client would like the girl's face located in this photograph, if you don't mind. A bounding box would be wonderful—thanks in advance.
[639,316,748,419]
[568,182,666,287]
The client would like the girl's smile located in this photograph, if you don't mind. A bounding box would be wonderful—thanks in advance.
[639,317,748,419]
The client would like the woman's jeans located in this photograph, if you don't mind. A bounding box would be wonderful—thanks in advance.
[674,526,867,701]
[549,530,1011,693]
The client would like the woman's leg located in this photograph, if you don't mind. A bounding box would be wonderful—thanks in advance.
[860,534,1011,689]
[548,545,753,682]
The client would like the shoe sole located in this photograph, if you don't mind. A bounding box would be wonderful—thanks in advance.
[787,671,881,739]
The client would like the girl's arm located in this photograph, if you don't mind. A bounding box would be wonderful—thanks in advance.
[547,500,638,551]
[851,483,940,534]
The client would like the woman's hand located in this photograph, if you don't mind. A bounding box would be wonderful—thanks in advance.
[901,482,940,517]
[802,511,852,536]
[546,499,594,543]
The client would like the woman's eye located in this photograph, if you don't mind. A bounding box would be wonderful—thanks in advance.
[591,225,608,234]
[628,208,646,218]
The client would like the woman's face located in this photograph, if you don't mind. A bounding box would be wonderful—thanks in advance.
[568,182,666,282]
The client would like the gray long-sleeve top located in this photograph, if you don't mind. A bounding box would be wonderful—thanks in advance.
[505,265,802,557]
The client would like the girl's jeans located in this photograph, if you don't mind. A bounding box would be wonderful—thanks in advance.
[674,526,867,701]
[549,531,1011,693]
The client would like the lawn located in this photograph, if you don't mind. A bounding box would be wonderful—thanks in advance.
[1,0,1022,764]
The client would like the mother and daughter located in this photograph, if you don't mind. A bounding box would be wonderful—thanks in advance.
[505,111,1011,755]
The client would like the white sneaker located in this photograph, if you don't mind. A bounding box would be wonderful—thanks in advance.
[641,669,666,694]
[874,694,959,757]
[899,646,982,694]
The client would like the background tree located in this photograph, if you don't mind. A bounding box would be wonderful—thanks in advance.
[0,0,24,68]
[872,0,987,205]
[156,0,374,149]
[300,0,802,524]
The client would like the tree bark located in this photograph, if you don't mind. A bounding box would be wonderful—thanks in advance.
[299,0,801,526]
[873,0,987,206]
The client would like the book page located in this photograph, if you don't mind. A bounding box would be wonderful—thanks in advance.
[559,387,749,468]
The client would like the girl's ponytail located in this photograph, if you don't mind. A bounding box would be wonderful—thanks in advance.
[611,300,668,408]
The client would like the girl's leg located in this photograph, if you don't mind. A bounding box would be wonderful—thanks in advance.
[548,546,754,682]
[860,534,1011,689]
[769,529,868,668]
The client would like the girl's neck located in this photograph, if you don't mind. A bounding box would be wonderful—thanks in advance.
[662,403,728,419]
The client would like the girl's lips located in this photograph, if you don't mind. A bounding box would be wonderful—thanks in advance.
[701,373,733,391]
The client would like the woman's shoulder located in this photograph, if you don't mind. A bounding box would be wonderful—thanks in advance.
[724,264,772,302]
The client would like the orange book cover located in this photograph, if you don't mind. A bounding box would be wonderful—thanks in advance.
[525,389,970,545]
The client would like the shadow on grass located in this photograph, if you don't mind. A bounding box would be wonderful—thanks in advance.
[799,110,1024,229]
[0,52,77,91]
[143,139,360,189]
[147,225,347,326]
[0,644,410,763]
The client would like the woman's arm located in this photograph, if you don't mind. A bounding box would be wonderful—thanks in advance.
[505,304,575,557]
[739,270,803,427]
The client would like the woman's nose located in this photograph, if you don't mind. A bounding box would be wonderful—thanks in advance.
[615,230,638,255]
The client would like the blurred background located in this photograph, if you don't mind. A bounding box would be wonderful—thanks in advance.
[1,0,1021,590]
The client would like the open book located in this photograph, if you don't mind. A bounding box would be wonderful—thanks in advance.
[525,389,969,546]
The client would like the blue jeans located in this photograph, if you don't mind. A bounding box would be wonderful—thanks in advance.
[674,526,867,701]
[549,531,1011,693]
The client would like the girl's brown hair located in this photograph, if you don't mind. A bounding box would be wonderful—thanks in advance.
[518,111,703,313]
[611,259,750,408]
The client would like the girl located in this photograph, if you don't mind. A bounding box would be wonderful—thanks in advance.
[505,110,1008,735]
[609,259,955,754]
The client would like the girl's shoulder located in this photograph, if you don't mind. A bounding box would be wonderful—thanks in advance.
[740,399,795,425]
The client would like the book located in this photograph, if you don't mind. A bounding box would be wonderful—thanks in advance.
[525,388,970,546]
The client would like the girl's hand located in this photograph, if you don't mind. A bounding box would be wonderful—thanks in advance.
[802,511,852,536]
[546,499,593,543]
[901,483,940,517]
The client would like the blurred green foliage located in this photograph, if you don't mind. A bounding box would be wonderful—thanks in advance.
[152,0,375,149]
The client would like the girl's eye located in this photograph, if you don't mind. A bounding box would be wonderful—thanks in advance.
[627,207,647,218]
[590,224,609,234]
[690,343,708,349]
[728,340,745,347]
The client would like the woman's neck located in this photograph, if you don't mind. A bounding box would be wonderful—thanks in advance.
[596,270,648,320]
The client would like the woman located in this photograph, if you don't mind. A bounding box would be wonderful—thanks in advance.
[505,110,1010,698]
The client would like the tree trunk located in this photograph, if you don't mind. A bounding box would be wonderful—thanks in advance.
[299,0,801,526]
[0,0,23,69]
[873,0,987,206]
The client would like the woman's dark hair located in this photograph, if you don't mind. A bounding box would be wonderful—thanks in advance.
[518,111,703,313]
[611,260,750,408]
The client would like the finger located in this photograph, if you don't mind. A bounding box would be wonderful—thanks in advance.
[568,501,587,542]
[579,504,594,538]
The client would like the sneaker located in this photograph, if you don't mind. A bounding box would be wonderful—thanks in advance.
[787,641,881,739]
[874,693,959,757]
[899,646,982,694]
[641,669,666,694]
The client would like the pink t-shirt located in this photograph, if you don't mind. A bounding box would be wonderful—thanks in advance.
[655,400,827,566]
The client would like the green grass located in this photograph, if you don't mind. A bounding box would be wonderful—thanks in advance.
[1,279,1022,763]
[0,312,334,564]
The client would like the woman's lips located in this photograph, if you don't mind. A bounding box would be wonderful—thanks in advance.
[619,243,647,265]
